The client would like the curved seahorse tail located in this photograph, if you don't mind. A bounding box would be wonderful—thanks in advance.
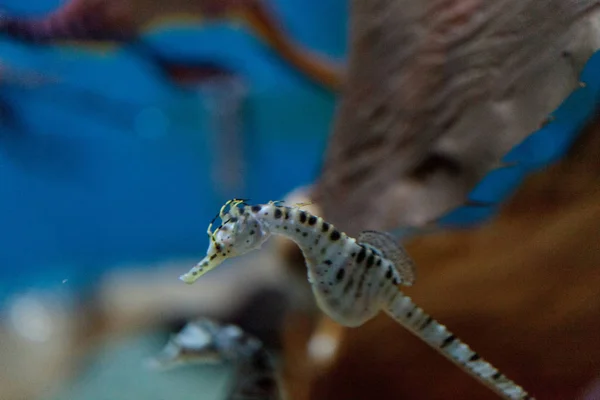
[382,290,534,400]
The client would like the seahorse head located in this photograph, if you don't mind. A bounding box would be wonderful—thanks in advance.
[180,199,270,284]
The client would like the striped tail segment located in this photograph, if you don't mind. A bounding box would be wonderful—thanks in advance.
[384,291,534,400]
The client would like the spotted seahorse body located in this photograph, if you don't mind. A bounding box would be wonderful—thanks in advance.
[180,200,534,400]
[257,203,413,327]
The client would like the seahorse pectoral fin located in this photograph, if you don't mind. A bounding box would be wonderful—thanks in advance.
[179,254,224,284]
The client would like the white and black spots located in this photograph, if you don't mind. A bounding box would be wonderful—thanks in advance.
[180,199,534,400]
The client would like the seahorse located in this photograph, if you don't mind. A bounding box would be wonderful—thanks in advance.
[180,199,534,400]
[151,318,282,400]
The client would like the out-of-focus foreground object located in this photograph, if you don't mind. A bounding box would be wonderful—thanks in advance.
[314,0,600,235]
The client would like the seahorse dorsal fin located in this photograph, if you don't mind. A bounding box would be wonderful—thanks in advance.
[357,230,416,286]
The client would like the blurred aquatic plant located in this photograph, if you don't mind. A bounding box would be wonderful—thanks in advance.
[388,50,600,239]
[0,0,343,91]
[313,0,600,235]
